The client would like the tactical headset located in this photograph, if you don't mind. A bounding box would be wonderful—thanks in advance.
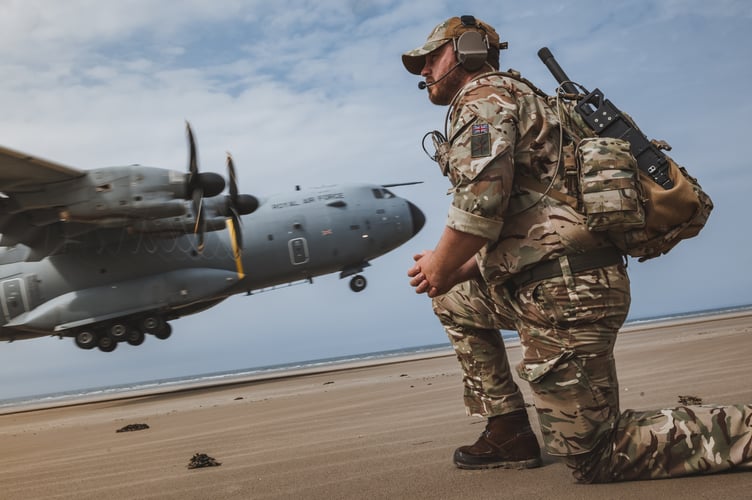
[453,16,490,71]
[453,15,508,71]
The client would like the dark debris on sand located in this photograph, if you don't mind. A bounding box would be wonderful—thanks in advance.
[187,453,222,469]
[678,395,703,405]
[116,423,150,433]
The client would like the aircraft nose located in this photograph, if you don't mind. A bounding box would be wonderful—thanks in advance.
[407,201,425,236]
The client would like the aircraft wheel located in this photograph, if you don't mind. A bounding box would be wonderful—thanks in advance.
[97,335,118,352]
[349,275,367,292]
[141,316,163,333]
[154,322,172,340]
[75,331,98,350]
[109,323,129,342]
[126,329,145,346]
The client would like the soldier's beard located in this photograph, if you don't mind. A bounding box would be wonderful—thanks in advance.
[427,68,468,106]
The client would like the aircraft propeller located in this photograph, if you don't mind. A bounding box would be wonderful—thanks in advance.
[185,122,225,251]
[225,153,259,255]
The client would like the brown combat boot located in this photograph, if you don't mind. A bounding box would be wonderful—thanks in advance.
[453,409,542,470]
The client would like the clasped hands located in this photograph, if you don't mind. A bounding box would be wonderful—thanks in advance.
[408,250,473,298]
[408,250,440,297]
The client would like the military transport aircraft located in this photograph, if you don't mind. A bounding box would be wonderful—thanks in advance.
[0,124,425,352]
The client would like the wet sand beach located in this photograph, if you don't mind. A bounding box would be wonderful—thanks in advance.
[1,311,751,499]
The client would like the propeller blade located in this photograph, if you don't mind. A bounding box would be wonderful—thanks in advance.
[186,122,199,181]
[227,153,239,204]
[192,188,206,251]
[192,188,202,231]
[226,154,243,254]
[187,122,204,250]
[229,213,242,258]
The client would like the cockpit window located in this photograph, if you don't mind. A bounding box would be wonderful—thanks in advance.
[372,188,395,199]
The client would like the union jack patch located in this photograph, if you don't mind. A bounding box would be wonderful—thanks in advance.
[472,123,489,135]
[471,122,491,158]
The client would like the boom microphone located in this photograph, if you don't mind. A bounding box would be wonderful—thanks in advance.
[418,62,461,90]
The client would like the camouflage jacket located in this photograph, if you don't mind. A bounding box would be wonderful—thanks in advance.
[440,71,612,285]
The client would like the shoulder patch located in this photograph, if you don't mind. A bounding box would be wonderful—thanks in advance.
[471,122,491,158]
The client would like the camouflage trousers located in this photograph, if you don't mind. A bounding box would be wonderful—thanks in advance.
[432,259,752,482]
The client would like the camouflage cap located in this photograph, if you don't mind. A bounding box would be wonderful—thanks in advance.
[402,16,501,75]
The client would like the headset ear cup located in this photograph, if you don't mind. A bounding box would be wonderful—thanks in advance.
[456,31,489,71]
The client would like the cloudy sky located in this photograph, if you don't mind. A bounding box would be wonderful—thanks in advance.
[1,0,750,400]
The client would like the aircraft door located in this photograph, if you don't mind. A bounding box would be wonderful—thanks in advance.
[286,214,310,267]
[288,238,309,265]
[0,278,29,322]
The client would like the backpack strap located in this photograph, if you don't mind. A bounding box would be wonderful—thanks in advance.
[514,140,581,212]
[514,175,579,209]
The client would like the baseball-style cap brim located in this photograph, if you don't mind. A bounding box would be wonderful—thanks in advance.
[401,39,451,75]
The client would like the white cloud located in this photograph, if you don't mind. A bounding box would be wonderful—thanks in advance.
[0,0,750,400]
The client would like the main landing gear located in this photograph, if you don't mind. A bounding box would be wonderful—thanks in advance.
[349,274,367,292]
[73,316,172,352]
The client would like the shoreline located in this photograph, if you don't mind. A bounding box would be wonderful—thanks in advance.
[2,307,751,416]
[0,348,457,416]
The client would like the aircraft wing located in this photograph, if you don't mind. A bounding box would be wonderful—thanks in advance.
[0,144,85,192]
[0,132,253,260]
[0,144,92,257]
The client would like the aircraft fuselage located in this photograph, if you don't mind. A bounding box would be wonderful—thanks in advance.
[0,182,424,347]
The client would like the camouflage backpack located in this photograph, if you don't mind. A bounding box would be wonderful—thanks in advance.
[553,98,714,261]
[530,49,714,261]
